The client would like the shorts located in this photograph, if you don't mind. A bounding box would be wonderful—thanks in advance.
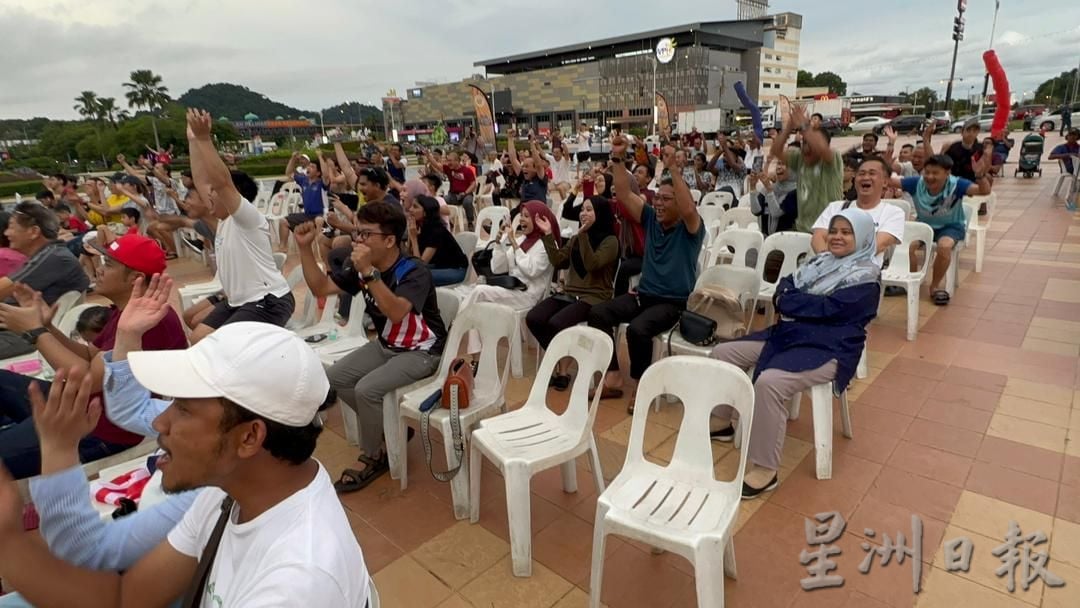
[201,292,295,330]
[285,212,321,230]
[576,151,591,164]
[933,224,966,244]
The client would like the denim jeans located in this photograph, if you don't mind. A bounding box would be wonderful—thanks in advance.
[429,267,468,286]
[0,370,134,479]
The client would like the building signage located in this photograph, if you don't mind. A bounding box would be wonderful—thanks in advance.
[655,38,676,64]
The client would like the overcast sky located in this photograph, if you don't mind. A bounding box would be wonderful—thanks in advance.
[2,0,1078,120]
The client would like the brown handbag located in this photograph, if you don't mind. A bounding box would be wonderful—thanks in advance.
[440,358,473,410]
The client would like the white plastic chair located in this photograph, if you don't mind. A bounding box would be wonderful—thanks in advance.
[655,266,759,361]
[446,205,468,234]
[396,301,516,519]
[55,303,99,339]
[589,357,755,608]
[700,190,734,209]
[1053,159,1073,198]
[453,232,479,285]
[736,192,753,209]
[698,205,725,229]
[942,204,975,297]
[312,293,370,367]
[882,198,914,220]
[474,206,510,251]
[51,291,84,326]
[755,231,813,319]
[882,222,933,341]
[689,189,703,204]
[706,228,764,268]
[785,377,853,481]
[470,326,614,576]
[272,252,287,272]
[723,206,758,231]
[963,193,994,273]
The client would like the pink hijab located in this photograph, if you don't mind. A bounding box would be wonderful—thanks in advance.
[519,200,561,252]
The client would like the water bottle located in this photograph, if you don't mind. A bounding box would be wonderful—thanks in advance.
[328,327,339,342]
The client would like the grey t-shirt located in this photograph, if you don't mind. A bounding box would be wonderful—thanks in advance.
[8,243,89,305]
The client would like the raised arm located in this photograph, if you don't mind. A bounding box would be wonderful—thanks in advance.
[663,146,701,234]
[186,108,242,216]
[771,104,806,159]
[116,154,143,178]
[921,121,935,160]
[334,142,358,189]
[506,129,522,175]
[293,224,342,297]
[284,152,300,182]
[802,127,833,165]
[609,135,645,223]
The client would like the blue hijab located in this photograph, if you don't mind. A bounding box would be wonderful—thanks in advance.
[793,207,880,295]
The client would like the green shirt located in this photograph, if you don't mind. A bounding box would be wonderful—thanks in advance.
[786,148,843,233]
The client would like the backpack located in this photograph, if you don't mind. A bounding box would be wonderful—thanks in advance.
[669,285,747,353]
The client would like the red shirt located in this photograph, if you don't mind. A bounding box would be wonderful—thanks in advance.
[441,164,477,194]
[66,217,89,233]
[91,307,188,445]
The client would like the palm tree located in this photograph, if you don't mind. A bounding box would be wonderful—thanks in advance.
[73,91,100,121]
[97,97,123,128]
[123,69,171,149]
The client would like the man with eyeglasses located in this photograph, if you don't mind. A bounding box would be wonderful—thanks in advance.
[0,203,89,306]
[768,104,843,233]
[290,202,446,493]
[184,109,294,344]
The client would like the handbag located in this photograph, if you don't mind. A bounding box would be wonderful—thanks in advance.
[419,358,474,482]
[668,285,747,354]
[485,275,527,290]
[471,239,510,277]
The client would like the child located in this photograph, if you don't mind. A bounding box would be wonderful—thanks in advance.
[120,207,142,234]
[73,306,111,342]
[55,204,89,234]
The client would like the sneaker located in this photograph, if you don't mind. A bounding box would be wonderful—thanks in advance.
[710,425,735,442]
[741,474,779,500]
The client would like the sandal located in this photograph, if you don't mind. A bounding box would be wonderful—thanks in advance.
[333,454,389,493]
[932,290,950,306]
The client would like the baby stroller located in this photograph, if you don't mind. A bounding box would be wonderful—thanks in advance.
[1014,134,1044,178]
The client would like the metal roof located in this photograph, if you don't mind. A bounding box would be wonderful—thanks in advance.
[474,18,773,74]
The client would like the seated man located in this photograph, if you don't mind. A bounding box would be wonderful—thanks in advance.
[1049,128,1080,176]
[0,321,370,607]
[0,233,185,478]
[588,139,704,412]
[424,150,477,228]
[184,109,294,343]
[811,157,905,268]
[892,153,992,306]
[291,203,447,493]
[0,203,90,358]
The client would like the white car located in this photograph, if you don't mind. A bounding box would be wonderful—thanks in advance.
[849,116,890,133]
[1030,103,1080,132]
[950,113,995,133]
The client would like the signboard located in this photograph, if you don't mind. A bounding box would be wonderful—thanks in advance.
[655,92,671,133]
[655,38,676,64]
[468,84,497,156]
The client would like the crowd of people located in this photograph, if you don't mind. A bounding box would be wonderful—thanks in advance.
[0,96,1044,606]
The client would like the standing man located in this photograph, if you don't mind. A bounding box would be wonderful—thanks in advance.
[575,122,592,176]
[588,137,703,411]
[769,104,843,233]
[1060,103,1074,137]
[291,204,446,492]
[184,109,294,343]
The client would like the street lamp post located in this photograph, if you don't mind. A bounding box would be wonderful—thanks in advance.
[944,0,967,113]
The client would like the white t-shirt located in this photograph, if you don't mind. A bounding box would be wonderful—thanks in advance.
[575,132,590,153]
[811,200,906,268]
[547,154,571,184]
[214,197,291,305]
[168,464,369,607]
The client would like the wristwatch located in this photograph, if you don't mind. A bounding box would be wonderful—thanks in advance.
[22,327,48,345]
[360,269,381,285]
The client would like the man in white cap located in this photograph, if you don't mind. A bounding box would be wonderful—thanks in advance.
[0,282,370,607]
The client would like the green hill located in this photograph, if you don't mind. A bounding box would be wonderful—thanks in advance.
[321,101,383,126]
[178,83,311,121]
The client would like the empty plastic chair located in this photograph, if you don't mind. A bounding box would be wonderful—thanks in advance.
[963,193,994,273]
[882,221,933,340]
[474,206,510,250]
[470,327,614,575]
[700,190,734,209]
[723,207,758,231]
[882,198,913,220]
[589,357,755,608]
[705,228,764,269]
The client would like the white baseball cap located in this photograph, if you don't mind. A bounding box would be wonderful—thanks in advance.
[129,322,330,427]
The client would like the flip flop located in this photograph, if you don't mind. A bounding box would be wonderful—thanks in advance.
[932,290,950,306]
[333,454,389,493]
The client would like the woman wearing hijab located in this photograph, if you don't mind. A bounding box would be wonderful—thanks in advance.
[460,200,561,353]
[710,208,881,499]
[526,196,619,390]
[407,195,469,286]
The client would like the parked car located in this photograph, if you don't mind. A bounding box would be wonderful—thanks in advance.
[875,115,926,135]
[931,111,952,130]
[1013,104,1046,121]
[950,113,995,132]
[849,116,890,133]
[819,117,845,136]
[1028,103,1080,132]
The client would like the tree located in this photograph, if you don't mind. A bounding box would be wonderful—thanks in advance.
[909,87,939,111]
[1033,68,1079,106]
[797,70,815,88]
[96,97,129,129]
[73,91,100,121]
[812,71,847,96]
[123,69,171,150]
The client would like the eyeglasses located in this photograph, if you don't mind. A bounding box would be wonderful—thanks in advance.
[355,230,392,241]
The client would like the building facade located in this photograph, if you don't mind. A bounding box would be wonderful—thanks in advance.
[393,14,801,138]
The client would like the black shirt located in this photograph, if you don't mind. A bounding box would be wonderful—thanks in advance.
[327,249,447,353]
[945,141,978,181]
[418,224,468,270]
[520,176,548,202]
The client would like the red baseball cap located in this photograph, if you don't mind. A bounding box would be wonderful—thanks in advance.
[92,234,167,275]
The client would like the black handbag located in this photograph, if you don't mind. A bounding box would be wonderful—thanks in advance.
[672,310,718,350]
[485,275,527,290]
[471,241,498,278]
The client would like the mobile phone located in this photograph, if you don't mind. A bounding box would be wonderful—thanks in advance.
[304,333,329,344]
[752,156,764,174]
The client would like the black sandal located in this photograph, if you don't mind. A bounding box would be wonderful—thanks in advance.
[932,290,950,306]
[334,454,389,493]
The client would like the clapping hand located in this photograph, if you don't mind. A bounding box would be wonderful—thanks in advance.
[660,145,677,171]
[186,108,213,140]
[117,274,173,337]
[12,283,56,327]
[884,125,897,143]
[789,104,808,130]
[30,367,99,454]
[534,214,553,235]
